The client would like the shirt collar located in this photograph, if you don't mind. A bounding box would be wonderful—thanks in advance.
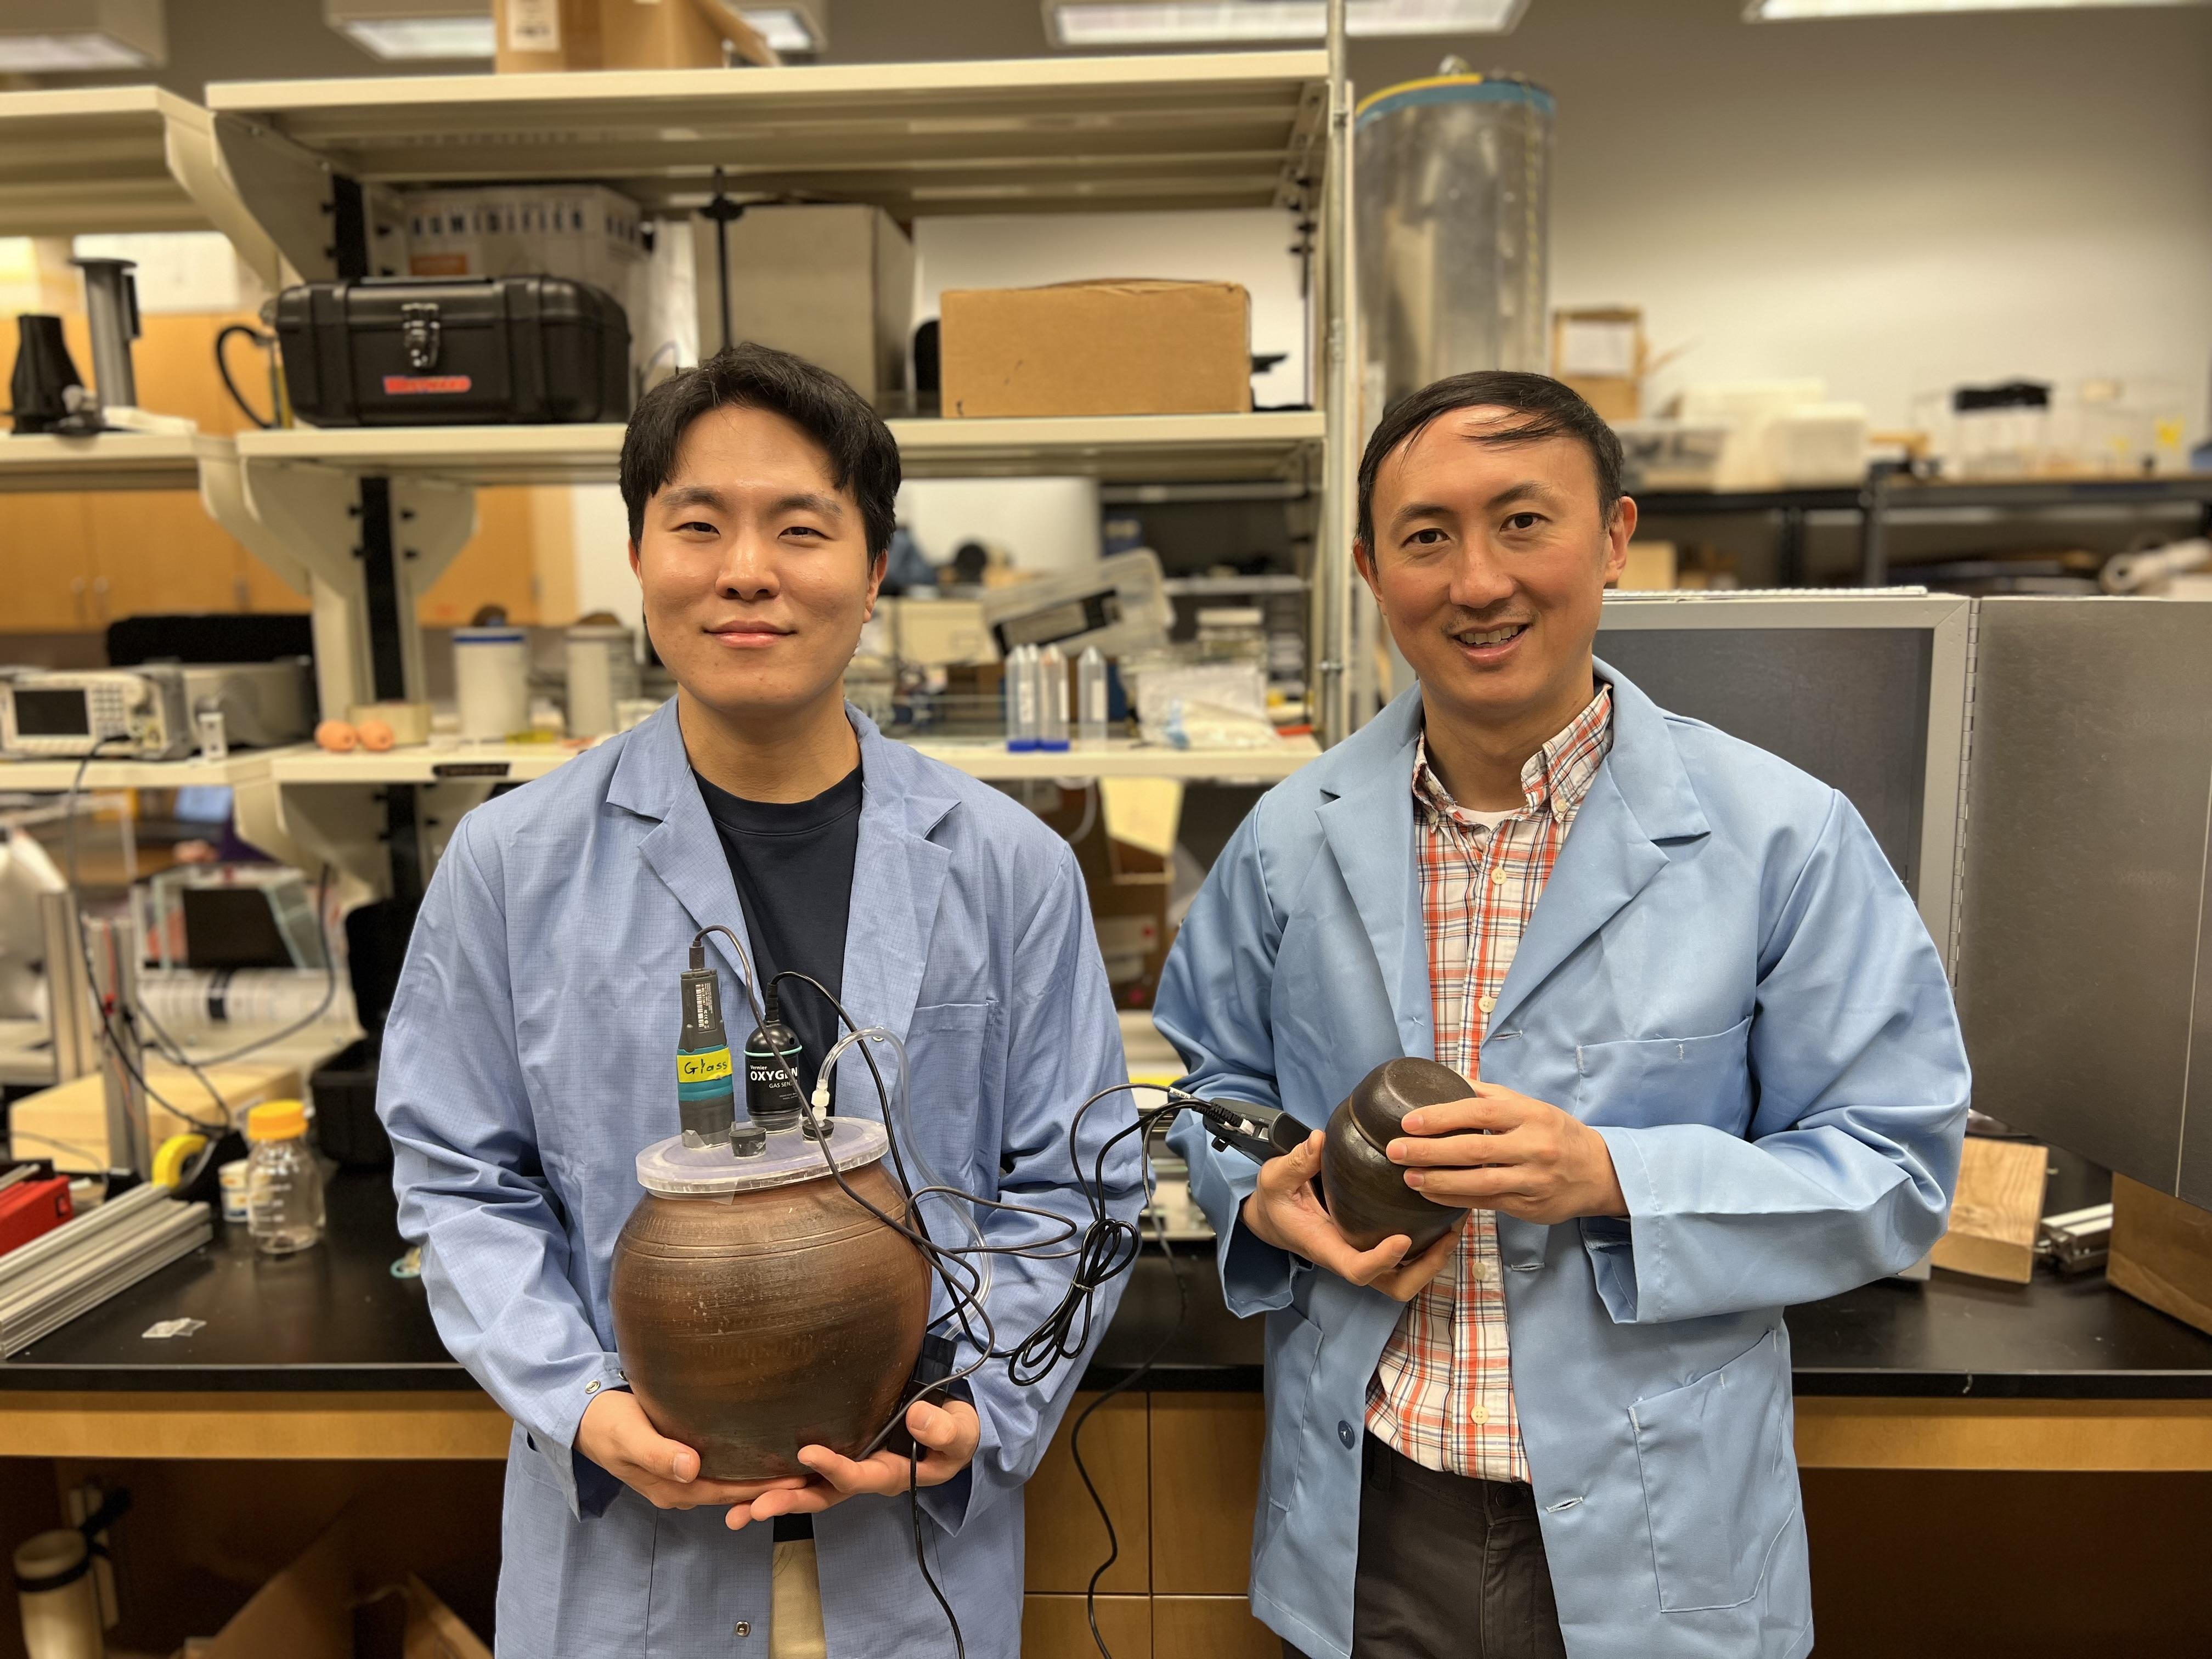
[1413,682,1615,826]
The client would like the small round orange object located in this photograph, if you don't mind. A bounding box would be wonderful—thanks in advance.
[357,718,396,752]
[314,719,359,753]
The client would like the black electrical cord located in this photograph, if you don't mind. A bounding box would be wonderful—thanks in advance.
[213,324,278,430]
[60,743,230,1153]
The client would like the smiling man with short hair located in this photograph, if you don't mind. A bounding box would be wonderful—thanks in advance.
[379,342,1137,1658]
[1158,370,1970,1659]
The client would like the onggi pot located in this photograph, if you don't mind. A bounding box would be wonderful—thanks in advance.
[1319,1057,1474,1254]
[611,1120,930,1482]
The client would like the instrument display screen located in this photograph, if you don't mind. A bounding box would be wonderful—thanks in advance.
[10,689,93,737]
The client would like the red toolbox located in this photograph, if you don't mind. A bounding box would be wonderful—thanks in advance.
[0,1165,74,1256]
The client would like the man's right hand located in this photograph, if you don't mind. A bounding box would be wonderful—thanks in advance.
[1239,1130,1463,1303]
[574,1389,810,1513]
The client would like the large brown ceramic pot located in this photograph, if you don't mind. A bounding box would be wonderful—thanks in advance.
[611,1122,931,1481]
[1320,1058,1474,1254]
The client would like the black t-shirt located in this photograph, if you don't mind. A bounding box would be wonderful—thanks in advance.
[693,760,863,1100]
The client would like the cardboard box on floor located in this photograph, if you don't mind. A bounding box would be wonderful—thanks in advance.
[493,0,774,71]
[1553,305,1644,423]
[191,1491,492,1659]
[939,280,1252,419]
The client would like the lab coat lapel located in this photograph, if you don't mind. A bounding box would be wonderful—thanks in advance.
[613,702,762,994]
[839,716,954,1051]
[1313,689,1433,1060]
[1483,664,1709,1039]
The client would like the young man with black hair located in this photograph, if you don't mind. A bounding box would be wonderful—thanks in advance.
[379,342,1139,1658]
[1158,371,1968,1659]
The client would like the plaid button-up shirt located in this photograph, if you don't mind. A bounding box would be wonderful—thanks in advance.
[1365,682,1615,1482]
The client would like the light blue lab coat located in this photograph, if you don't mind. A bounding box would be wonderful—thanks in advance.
[1157,667,1969,1659]
[378,703,1138,1658]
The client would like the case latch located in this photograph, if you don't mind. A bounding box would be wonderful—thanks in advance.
[400,302,442,371]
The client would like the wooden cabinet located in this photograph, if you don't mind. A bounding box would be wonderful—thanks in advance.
[1150,1392,1267,1595]
[416,486,578,628]
[1023,1391,1274,1656]
[0,493,95,629]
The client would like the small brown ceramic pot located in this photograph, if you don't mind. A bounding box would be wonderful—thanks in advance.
[1320,1057,1474,1254]
[610,1158,930,1481]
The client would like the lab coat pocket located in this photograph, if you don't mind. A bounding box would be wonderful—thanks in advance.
[1628,1328,1796,1613]
[1573,1017,1754,1135]
[893,1000,1000,1184]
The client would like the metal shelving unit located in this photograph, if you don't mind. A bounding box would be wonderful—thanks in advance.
[1636,472,2212,587]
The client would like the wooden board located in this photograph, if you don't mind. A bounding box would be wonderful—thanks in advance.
[1025,1391,1149,1594]
[0,1392,512,1460]
[7,1057,303,1172]
[1149,1392,1265,1595]
[1928,1137,2048,1284]
[2109,1172,2212,1336]
[1793,1396,2212,1472]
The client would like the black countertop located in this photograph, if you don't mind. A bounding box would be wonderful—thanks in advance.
[7,1172,2211,1401]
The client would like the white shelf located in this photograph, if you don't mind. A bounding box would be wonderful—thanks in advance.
[264,742,600,786]
[231,413,1324,487]
[906,736,1319,783]
[206,52,1327,219]
[257,736,1318,787]
[0,432,233,494]
[0,87,215,236]
[1160,574,1308,597]
[0,746,298,793]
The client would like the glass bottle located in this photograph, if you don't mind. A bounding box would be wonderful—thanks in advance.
[245,1099,325,1255]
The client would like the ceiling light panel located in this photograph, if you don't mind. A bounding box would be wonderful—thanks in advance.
[1049,0,1527,47]
[0,0,163,70]
[1747,0,2205,19]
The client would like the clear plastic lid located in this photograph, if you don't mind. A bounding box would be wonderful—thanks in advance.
[633,1119,889,1198]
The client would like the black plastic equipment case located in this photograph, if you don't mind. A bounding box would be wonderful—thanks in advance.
[308,1037,389,1169]
[275,275,630,426]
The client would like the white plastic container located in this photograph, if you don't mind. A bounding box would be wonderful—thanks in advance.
[1077,646,1110,747]
[452,625,530,741]
[1766,403,1869,487]
[1006,644,1040,752]
[563,624,640,737]
[1036,643,1069,752]
[13,1527,103,1659]
[217,1157,250,1224]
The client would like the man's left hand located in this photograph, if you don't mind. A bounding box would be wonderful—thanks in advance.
[1387,1084,1629,1226]
[727,1398,981,1532]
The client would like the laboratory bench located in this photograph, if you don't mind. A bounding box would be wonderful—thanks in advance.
[5,1171,2212,1658]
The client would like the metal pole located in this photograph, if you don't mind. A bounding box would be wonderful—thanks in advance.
[83,916,149,1178]
[38,891,95,1082]
[1317,0,1358,747]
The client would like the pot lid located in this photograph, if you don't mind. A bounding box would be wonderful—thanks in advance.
[635,1119,890,1198]
[1345,1057,1472,1153]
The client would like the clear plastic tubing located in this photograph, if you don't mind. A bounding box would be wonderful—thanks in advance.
[816,1025,992,1312]
[1006,644,1040,752]
[1036,643,1070,752]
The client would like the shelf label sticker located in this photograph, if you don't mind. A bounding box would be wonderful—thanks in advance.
[382,374,471,396]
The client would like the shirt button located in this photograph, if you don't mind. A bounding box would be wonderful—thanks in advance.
[1489,867,1509,886]
[735,1621,751,1638]
[1471,1259,1496,1284]
[583,1380,602,1395]
[1338,1420,1356,1449]
[1477,995,1497,1014]
[1471,1405,1491,1425]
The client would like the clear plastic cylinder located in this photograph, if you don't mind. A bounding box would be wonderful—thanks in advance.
[1355,75,1555,413]
[1036,644,1069,751]
[13,1528,102,1659]
[1077,647,1109,747]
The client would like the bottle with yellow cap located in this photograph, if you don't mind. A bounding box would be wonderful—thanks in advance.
[244,1099,325,1255]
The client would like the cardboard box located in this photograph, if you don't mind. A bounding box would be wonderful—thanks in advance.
[196,1497,492,1659]
[939,280,1252,419]
[494,0,772,71]
[1615,540,1677,591]
[1553,305,1644,423]
[694,204,915,404]
[2109,1174,2212,1336]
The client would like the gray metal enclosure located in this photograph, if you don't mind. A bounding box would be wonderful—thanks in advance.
[1952,598,2212,1207]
